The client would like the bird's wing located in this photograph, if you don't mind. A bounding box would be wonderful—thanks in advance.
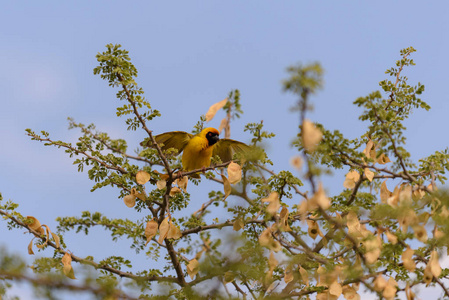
[212,139,252,163]
[154,131,193,154]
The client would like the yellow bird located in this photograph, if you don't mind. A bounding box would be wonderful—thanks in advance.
[153,127,250,175]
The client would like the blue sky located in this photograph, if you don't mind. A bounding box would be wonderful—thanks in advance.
[1,2,449,299]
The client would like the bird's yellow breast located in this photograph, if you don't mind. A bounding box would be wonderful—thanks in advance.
[182,136,214,171]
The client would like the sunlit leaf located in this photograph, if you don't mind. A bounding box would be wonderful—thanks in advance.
[136,170,151,184]
[233,218,244,231]
[160,174,170,181]
[158,217,169,244]
[145,220,158,246]
[376,153,391,164]
[405,282,415,300]
[364,168,374,182]
[279,206,292,232]
[268,251,278,270]
[131,188,146,201]
[429,250,442,278]
[343,170,360,189]
[307,220,320,240]
[227,162,242,184]
[433,227,445,239]
[342,285,360,300]
[26,216,44,235]
[218,118,228,134]
[299,266,309,287]
[399,185,412,205]
[62,252,76,279]
[380,180,391,203]
[258,227,281,252]
[363,140,374,159]
[187,259,199,279]
[221,175,231,200]
[205,98,228,122]
[123,194,136,208]
[385,230,398,245]
[382,277,397,299]
[169,187,182,197]
[28,239,35,255]
[175,176,188,192]
[156,180,166,190]
[373,274,387,292]
[302,119,322,152]
[290,155,303,170]
[262,192,280,215]
[412,225,428,243]
[311,183,330,210]
[167,221,182,239]
[402,247,416,272]
[284,264,293,284]
[51,232,60,249]
[346,211,362,238]
[329,280,342,297]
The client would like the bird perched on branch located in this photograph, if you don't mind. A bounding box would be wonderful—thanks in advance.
[150,127,250,176]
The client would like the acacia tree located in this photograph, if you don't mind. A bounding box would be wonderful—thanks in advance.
[1,45,449,299]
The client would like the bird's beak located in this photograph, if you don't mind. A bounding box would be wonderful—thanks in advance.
[211,135,219,145]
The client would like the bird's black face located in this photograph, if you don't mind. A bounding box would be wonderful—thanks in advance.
[206,131,220,146]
